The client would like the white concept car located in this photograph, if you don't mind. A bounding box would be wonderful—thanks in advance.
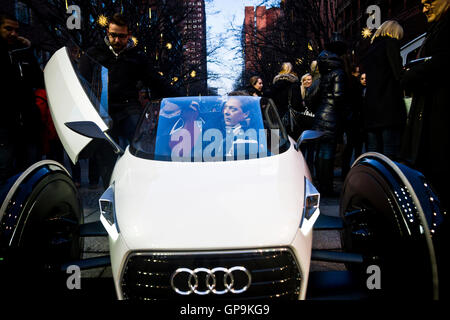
[0,46,446,300]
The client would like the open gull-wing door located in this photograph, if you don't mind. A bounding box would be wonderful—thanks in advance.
[44,47,111,163]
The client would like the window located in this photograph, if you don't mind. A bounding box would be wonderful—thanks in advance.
[15,1,31,24]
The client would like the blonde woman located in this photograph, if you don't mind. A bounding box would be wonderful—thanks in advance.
[363,20,406,160]
[300,73,313,100]
[270,62,302,138]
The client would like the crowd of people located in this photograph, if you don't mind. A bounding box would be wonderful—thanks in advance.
[1,1,449,213]
[242,0,449,205]
[0,12,177,189]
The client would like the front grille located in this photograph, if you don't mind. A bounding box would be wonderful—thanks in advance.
[120,248,301,300]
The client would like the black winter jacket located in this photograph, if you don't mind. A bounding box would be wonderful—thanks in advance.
[270,73,301,118]
[363,36,406,130]
[312,50,346,137]
[0,38,43,142]
[79,38,178,122]
[401,11,450,177]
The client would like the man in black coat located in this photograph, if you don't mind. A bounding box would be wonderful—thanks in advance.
[0,13,44,182]
[401,0,450,299]
[79,13,177,145]
[401,1,449,208]
[78,13,178,187]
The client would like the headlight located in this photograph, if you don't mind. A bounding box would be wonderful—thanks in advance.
[99,184,120,240]
[300,177,320,235]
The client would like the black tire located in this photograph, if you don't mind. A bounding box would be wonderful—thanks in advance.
[1,165,83,298]
[340,156,435,299]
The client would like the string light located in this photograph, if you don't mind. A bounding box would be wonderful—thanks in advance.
[362,27,372,39]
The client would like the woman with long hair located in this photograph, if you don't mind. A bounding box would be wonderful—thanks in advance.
[246,75,264,97]
[363,20,406,160]
[270,62,302,139]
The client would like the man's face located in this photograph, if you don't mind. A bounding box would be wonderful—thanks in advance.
[107,23,130,52]
[0,19,19,45]
[223,98,248,127]
[422,0,450,23]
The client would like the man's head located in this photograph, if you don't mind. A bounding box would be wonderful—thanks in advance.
[422,0,450,23]
[0,14,19,46]
[351,66,360,78]
[223,97,249,128]
[107,13,130,52]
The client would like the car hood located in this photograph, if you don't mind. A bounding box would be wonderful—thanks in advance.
[112,145,306,250]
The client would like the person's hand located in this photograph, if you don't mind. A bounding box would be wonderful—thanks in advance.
[16,36,31,47]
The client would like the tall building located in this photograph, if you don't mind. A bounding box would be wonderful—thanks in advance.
[242,6,282,82]
[181,0,207,96]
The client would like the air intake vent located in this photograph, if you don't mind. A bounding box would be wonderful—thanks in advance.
[120,248,301,300]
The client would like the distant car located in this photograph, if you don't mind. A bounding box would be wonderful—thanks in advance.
[0,45,445,300]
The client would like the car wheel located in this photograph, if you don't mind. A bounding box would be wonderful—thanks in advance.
[340,153,439,299]
[0,161,83,297]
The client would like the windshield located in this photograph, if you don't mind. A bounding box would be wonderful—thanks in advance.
[130,96,289,162]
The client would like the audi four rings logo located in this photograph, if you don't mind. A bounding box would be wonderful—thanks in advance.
[170,266,252,295]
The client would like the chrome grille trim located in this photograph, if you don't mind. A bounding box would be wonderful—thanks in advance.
[119,247,302,300]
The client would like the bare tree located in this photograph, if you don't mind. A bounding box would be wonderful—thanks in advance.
[22,0,197,94]
[234,0,339,89]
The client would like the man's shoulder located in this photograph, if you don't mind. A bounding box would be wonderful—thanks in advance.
[85,42,109,57]
[123,46,147,61]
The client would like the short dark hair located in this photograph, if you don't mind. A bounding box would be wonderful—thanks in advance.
[108,13,129,31]
[0,12,18,26]
[351,65,360,74]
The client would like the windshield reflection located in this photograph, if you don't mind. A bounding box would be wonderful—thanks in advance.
[67,46,112,127]
[130,96,289,162]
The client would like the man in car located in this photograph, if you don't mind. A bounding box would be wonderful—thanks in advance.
[221,95,262,160]
[0,13,44,182]
[223,96,250,130]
